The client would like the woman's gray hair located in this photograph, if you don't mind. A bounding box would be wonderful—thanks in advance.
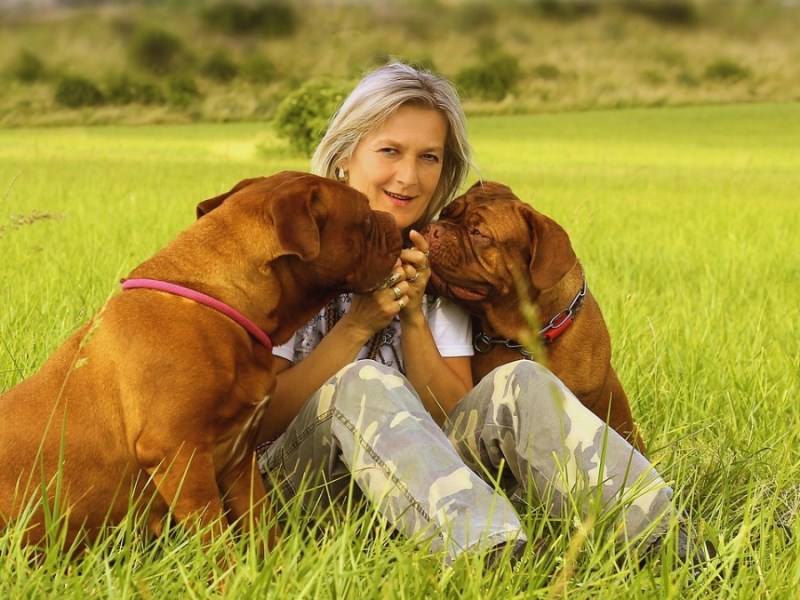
[311,61,474,231]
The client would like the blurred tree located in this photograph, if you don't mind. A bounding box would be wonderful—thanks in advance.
[201,1,297,37]
[11,49,46,83]
[456,53,521,101]
[54,75,105,108]
[274,78,350,155]
[202,50,239,83]
[129,27,188,76]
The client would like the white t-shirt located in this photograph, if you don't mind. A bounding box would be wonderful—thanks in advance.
[273,293,473,374]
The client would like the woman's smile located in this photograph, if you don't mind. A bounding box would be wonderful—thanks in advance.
[384,190,415,206]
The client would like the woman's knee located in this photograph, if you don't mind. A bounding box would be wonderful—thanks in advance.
[474,359,587,430]
[324,360,424,418]
[480,360,566,400]
[492,359,558,382]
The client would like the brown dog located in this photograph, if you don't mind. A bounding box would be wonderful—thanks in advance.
[0,171,402,550]
[423,181,646,454]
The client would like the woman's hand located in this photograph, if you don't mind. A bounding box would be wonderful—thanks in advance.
[395,230,472,423]
[343,258,410,336]
[337,230,439,358]
[340,227,431,336]
[397,230,431,321]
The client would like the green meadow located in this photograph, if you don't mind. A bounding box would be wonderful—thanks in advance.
[0,102,798,598]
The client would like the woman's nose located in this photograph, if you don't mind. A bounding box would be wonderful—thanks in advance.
[396,156,418,186]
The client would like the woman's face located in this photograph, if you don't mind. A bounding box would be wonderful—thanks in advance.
[342,104,448,232]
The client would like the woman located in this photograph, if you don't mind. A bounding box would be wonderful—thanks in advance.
[256,61,685,565]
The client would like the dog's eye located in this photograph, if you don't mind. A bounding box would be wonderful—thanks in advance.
[468,225,491,244]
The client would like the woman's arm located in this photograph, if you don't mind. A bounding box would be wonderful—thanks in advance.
[263,317,371,437]
[400,314,472,425]
[260,260,409,439]
[398,230,473,425]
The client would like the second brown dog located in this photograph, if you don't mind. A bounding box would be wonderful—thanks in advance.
[423,181,646,454]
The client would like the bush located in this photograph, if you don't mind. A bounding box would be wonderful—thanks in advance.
[534,0,598,21]
[11,49,46,83]
[54,75,105,108]
[477,35,501,56]
[532,63,561,80]
[704,58,749,82]
[677,69,699,87]
[105,74,165,105]
[456,53,521,101]
[641,69,666,85]
[167,73,202,108]
[129,27,187,76]
[273,78,350,155]
[201,50,238,83]
[201,1,297,37]
[241,54,279,84]
[453,1,497,32]
[619,0,699,26]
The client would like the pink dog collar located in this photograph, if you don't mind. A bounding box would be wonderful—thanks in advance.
[121,278,272,351]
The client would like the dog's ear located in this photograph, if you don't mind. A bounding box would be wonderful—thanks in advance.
[195,178,263,219]
[466,179,483,192]
[468,180,518,202]
[270,183,322,261]
[522,205,577,291]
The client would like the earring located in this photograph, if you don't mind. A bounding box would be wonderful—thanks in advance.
[335,167,349,183]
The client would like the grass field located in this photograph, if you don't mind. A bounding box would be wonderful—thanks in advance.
[1,102,798,598]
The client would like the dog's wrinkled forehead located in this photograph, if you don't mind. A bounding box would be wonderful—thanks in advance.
[465,180,520,203]
[440,180,521,222]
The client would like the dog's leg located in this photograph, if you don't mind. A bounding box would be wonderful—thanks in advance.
[219,454,281,551]
[602,369,647,455]
[142,445,230,542]
[143,446,237,588]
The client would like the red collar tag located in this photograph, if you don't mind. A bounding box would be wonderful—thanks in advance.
[538,280,587,345]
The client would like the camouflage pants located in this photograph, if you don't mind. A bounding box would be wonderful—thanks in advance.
[257,360,674,564]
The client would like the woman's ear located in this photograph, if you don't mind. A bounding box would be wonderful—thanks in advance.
[335,160,350,183]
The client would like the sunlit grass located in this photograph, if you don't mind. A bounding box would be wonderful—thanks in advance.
[1,103,798,598]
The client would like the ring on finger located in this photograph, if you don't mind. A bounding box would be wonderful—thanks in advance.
[381,272,401,289]
[392,286,402,300]
[397,298,406,309]
[408,273,419,283]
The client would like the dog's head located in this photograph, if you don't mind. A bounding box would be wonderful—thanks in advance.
[196,171,402,295]
[421,180,576,312]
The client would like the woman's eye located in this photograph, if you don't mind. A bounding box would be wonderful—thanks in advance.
[421,154,440,163]
[379,147,397,156]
